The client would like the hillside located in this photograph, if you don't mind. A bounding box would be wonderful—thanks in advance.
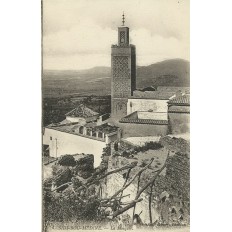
[43,66,110,79]
[136,59,190,88]
[43,59,190,97]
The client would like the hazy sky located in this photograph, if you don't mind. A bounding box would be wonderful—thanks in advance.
[43,0,189,70]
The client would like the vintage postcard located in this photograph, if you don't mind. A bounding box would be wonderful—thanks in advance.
[42,0,190,231]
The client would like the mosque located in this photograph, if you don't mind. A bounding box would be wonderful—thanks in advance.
[108,13,189,138]
[43,14,190,166]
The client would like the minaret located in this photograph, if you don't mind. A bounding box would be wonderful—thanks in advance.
[111,13,136,119]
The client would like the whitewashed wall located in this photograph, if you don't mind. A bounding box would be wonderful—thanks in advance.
[138,112,168,120]
[65,116,85,123]
[43,128,106,167]
[127,99,168,115]
[66,115,98,123]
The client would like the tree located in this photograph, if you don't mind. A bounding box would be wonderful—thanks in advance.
[43,150,171,228]
[58,155,76,167]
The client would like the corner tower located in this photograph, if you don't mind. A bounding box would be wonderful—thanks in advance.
[111,13,136,119]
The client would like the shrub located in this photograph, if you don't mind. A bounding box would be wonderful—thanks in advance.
[52,164,66,176]
[145,142,163,150]
[102,145,111,156]
[75,155,94,178]
[58,155,76,167]
[113,152,120,157]
[54,167,72,191]
[134,146,141,153]
[140,146,147,152]
[122,150,129,157]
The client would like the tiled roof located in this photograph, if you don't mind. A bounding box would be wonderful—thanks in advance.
[119,111,168,125]
[168,105,190,114]
[65,104,99,118]
[119,117,168,125]
[86,123,119,134]
[168,95,190,105]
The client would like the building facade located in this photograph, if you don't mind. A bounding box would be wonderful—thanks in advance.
[168,94,190,134]
[43,105,121,167]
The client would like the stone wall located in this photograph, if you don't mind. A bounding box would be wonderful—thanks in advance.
[119,123,168,138]
[168,113,190,134]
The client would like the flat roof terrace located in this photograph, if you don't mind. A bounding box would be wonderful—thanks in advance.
[46,122,119,142]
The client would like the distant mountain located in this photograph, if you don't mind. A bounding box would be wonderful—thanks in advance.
[43,59,190,97]
[77,66,110,76]
[136,59,190,88]
[43,66,110,80]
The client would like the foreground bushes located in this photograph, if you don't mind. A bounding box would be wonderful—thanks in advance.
[120,141,163,157]
[58,155,76,167]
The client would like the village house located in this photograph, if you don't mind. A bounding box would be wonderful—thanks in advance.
[43,104,121,167]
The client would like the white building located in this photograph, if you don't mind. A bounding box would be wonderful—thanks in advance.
[43,104,121,167]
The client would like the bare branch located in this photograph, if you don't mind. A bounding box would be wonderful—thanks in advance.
[120,199,143,205]
[75,162,138,192]
[135,153,169,200]
[132,171,142,220]
[109,158,154,200]
[112,198,143,218]
[118,166,134,207]
[51,182,72,192]
[112,153,170,218]
[101,194,130,202]
[88,162,138,184]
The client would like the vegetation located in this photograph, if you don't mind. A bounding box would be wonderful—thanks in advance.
[58,155,76,167]
[42,95,111,126]
[43,151,169,230]
[117,141,163,158]
[43,138,190,230]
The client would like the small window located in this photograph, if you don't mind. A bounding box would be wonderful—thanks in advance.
[50,136,52,140]
[98,132,103,138]
[120,31,125,43]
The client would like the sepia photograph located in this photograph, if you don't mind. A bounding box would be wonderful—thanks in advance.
[42,0,190,231]
[3,1,232,232]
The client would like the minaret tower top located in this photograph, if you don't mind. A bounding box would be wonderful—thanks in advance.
[122,12,125,26]
[118,12,129,46]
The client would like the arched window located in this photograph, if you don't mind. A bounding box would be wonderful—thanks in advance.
[86,128,91,136]
[79,126,84,134]
[92,131,97,137]
[98,131,103,138]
